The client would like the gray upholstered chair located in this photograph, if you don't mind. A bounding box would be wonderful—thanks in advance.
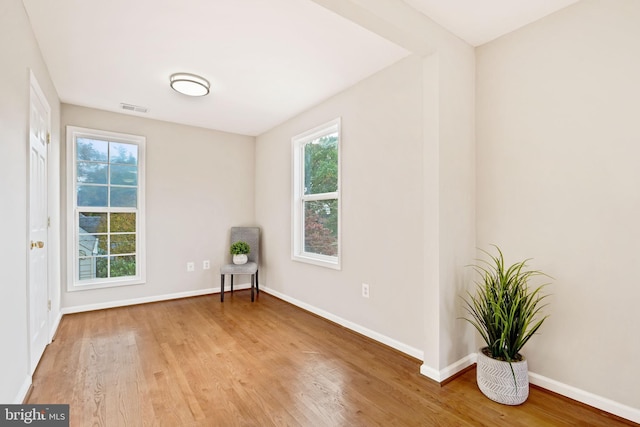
[220,227,260,302]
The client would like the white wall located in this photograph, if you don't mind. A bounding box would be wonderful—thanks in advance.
[303,0,476,376]
[256,55,426,353]
[421,48,476,375]
[477,0,640,411]
[255,49,476,370]
[435,45,476,371]
[0,0,61,403]
[255,0,476,379]
[61,105,255,309]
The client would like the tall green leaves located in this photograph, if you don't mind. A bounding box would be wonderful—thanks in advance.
[462,246,550,362]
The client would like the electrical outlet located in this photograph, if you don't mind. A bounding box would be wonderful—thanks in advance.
[203,260,210,270]
[187,262,195,272]
[362,283,370,298]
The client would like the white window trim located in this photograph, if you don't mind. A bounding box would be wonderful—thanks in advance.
[66,126,146,291]
[291,118,341,270]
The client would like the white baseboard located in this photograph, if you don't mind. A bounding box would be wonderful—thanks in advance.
[60,287,233,314]
[14,376,32,404]
[261,286,424,360]
[529,372,640,424]
[420,352,477,383]
[429,352,640,424]
[49,311,63,341]
[419,364,441,381]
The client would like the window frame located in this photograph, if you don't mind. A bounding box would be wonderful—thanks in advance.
[66,126,146,291]
[291,117,341,270]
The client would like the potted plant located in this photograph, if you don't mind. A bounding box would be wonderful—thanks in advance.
[461,246,550,405]
[230,241,250,265]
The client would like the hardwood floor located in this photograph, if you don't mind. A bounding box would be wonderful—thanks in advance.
[29,292,636,426]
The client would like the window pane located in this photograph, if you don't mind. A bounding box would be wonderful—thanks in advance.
[96,257,109,278]
[79,257,95,280]
[79,256,108,280]
[78,234,98,257]
[78,212,107,234]
[79,234,107,256]
[111,213,136,233]
[304,133,338,195]
[78,257,94,280]
[111,234,136,254]
[77,185,108,207]
[77,138,108,162]
[110,255,136,277]
[110,142,138,165]
[110,187,137,207]
[304,199,338,256]
[77,162,107,184]
[110,164,138,186]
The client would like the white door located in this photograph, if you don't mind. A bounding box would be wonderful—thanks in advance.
[28,73,50,374]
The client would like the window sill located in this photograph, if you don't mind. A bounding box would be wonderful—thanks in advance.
[292,253,341,270]
[67,277,146,292]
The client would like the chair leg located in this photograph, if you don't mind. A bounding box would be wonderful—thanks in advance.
[256,270,259,294]
[250,274,255,302]
[220,274,225,302]
[230,275,234,293]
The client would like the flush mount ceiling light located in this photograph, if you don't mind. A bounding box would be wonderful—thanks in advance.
[169,73,210,97]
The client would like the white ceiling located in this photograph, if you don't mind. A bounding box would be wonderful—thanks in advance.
[403,0,580,46]
[22,0,410,136]
[22,0,579,136]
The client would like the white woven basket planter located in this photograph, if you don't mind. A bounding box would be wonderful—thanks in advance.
[476,347,529,405]
[232,254,248,265]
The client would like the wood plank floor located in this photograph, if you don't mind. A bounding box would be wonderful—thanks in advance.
[29,291,636,426]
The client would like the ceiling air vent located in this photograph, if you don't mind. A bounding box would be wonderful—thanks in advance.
[120,103,148,113]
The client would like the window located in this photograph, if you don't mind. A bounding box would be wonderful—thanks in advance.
[66,126,145,290]
[292,118,341,269]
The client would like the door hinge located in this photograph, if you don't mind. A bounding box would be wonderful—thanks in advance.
[46,132,51,144]
[47,217,51,227]
[47,300,52,311]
